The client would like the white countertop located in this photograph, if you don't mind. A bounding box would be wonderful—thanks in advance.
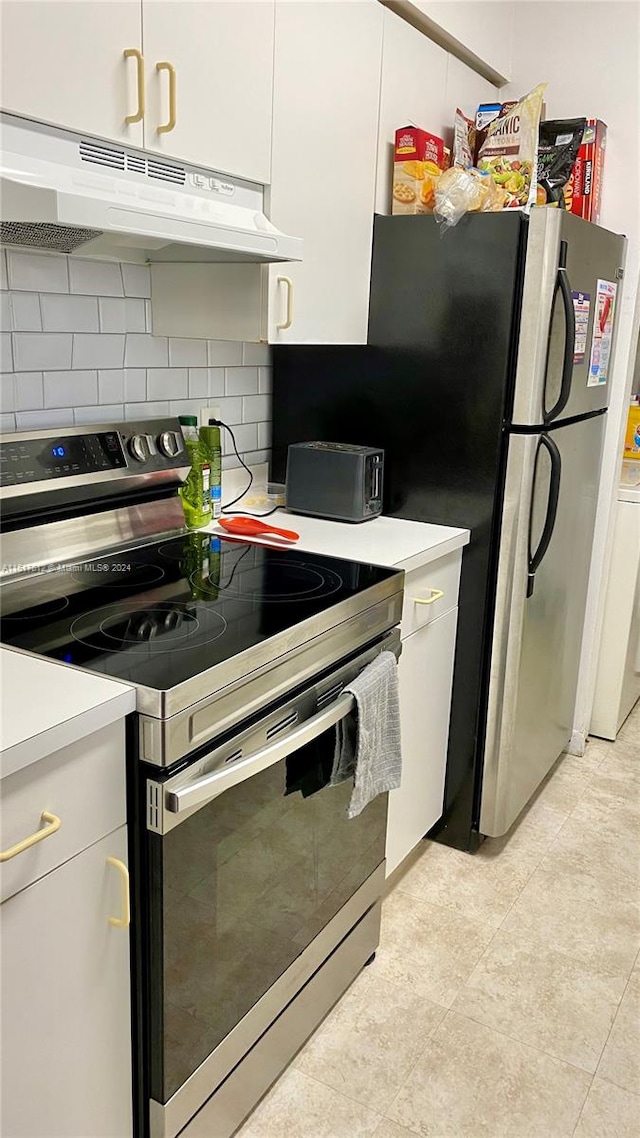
[205,510,469,573]
[619,460,640,504]
[0,649,135,781]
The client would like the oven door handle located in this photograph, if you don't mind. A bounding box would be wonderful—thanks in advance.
[165,693,356,816]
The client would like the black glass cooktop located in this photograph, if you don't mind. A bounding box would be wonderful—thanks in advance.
[0,534,398,692]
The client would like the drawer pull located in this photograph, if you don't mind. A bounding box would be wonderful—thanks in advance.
[106,857,130,929]
[0,811,61,863]
[412,589,444,606]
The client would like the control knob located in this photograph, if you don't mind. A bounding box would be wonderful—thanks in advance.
[157,430,183,458]
[128,434,148,463]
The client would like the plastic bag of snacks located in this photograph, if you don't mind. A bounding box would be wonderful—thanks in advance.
[477,83,546,209]
[434,167,507,228]
[452,108,476,169]
[536,118,586,207]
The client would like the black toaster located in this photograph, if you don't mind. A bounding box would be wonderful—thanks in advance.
[285,442,384,523]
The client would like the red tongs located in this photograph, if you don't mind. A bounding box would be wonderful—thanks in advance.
[218,517,299,542]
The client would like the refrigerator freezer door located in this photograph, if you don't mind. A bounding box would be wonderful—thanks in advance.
[480,412,605,837]
[511,210,626,427]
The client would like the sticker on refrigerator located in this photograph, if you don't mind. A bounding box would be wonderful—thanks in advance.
[587,279,617,386]
[572,291,590,364]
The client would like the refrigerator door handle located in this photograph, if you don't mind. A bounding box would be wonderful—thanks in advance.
[527,434,561,598]
[544,240,575,423]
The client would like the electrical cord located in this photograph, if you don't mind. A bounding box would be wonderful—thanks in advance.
[210,419,280,517]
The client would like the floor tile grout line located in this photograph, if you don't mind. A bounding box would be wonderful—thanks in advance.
[440,1003,603,1081]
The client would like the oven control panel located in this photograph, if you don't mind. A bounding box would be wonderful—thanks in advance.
[0,419,188,489]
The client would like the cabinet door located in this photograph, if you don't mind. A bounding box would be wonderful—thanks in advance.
[0,1,143,145]
[142,0,274,183]
[267,0,383,344]
[0,827,132,1138]
[386,607,457,876]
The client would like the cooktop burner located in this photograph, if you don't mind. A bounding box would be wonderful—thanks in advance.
[0,533,398,694]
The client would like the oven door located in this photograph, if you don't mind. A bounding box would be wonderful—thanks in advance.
[139,629,399,1138]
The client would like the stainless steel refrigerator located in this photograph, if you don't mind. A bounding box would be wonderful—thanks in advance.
[271,209,626,850]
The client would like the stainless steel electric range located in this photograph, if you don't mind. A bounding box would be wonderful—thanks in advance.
[0,419,404,1138]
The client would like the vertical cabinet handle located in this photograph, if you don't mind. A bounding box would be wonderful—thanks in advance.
[123,48,145,124]
[276,276,294,331]
[0,811,61,862]
[106,856,130,929]
[156,61,177,134]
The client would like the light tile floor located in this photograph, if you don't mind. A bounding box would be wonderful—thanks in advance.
[237,704,640,1138]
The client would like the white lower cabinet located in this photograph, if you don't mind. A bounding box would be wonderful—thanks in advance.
[0,824,133,1138]
[387,604,458,876]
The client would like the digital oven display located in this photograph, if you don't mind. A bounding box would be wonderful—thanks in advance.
[0,431,127,487]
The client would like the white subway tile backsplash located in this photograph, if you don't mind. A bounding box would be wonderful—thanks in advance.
[125,401,169,420]
[98,370,125,404]
[222,422,257,456]
[125,334,169,368]
[9,292,42,332]
[1,333,13,372]
[69,258,123,297]
[207,340,243,367]
[13,332,71,371]
[13,372,44,411]
[225,366,258,396]
[258,421,272,450]
[187,369,208,398]
[242,342,271,366]
[216,397,243,425]
[6,253,271,469]
[207,368,225,396]
[169,338,207,367]
[16,408,74,430]
[98,297,145,333]
[73,333,124,370]
[147,368,188,401]
[243,449,271,467]
[1,292,11,330]
[258,366,272,394]
[13,370,43,411]
[0,412,16,432]
[44,370,98,409]
[242,394,270,423]
[41,294,99,332]
[122,264,151,298]
[168,399,203,418]
[124,369,147,402]
[74,404,124,425]
[0,250,7,291]
[8,250,68,293]
[1,372,16,412]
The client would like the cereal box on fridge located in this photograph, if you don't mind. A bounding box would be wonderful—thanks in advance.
[392,126,450,215]
[564,119,607,224]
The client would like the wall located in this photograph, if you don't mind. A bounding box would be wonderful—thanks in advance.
[503,0,640,747]
[0,248,272,470]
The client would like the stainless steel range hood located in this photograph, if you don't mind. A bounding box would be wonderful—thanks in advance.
[0,113,302,264]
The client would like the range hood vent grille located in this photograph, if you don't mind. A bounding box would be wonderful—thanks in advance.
[79,141,186,185]
[0,220,103,252]
[79,140,126,170]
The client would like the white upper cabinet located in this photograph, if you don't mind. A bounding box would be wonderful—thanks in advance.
[141,0,275,183]
[0,0,144,145]
[267,0,384,344]
[408,1,514,80]
[376,8,448,215]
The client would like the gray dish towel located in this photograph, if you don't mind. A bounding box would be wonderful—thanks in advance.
[331,650,402,818]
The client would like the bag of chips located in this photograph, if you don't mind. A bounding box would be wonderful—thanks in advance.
[452,108,476,169]
[477,83,546,210]
[536,118,586,206]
